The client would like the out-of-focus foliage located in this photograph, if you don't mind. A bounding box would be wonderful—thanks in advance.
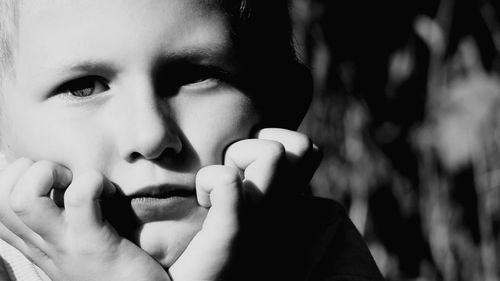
[292,0,500,280]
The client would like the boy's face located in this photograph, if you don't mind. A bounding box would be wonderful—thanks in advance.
[0,0,260,266]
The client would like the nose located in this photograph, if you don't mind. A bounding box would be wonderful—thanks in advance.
[116,83,182,162]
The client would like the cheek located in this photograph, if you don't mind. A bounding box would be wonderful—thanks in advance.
[175,92,260,165]
[0,106,112,170]
[0,107,58,161]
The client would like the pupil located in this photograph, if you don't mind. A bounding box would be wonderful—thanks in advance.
[73,86,93,97]
[70,78,95,97]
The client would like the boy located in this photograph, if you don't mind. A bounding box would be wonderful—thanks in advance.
[0,0,384,280]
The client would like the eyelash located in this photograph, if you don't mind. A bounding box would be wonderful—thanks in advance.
[55,76,110,99]
[53,65,232,99]
[167,64,233,90]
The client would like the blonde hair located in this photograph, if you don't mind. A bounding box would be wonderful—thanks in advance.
[0,0,17,84]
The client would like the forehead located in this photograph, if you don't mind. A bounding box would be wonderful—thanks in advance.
[19,0,225,35]
[15,0,231,82]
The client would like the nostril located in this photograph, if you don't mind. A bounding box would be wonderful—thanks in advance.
[164,146,181,156]
[126,151,142,162]
[126,148,164,162]
[125,136,183,162]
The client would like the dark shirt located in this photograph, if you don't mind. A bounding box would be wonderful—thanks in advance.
[231,196,385,281]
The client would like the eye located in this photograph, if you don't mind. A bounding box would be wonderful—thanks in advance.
[55,76,110,98]
[174,64,230,89]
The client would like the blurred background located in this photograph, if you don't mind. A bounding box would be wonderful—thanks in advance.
[291,0,500,280]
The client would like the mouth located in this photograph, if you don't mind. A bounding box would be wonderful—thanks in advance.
[100,183,199,241]
[126,184,198,223]
[128,184,196,199]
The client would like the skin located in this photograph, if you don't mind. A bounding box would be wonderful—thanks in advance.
[1,0,257,267]
[0,0,320,280]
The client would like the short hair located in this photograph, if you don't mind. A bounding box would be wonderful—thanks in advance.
[0,0,17,84]
[223,0,312,128]
[223,0,297,63]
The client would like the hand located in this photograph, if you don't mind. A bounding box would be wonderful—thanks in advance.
[0,159,170,281]
[169,128,322,280]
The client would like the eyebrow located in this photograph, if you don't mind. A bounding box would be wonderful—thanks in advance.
[60,61,117,74]
[40,60,119,84]
[154,44,234,68]
[50,43,231,74]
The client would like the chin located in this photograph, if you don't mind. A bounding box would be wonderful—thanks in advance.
[136,207,207,267]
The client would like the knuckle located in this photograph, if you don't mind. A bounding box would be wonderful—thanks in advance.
[16,157,35,167]
[26,243,52,262]
[263,141,286,159]
[198,165,241,188]
[291,135,313,157]
[30,160,57,180]
[211,166,242,201]
[10,197,32,216]
[11,197,53,217]
[0,158,32,185]
[32,160,55,172]
[196,166,211,179]
[217,166,241,186]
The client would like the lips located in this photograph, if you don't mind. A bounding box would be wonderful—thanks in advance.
[126,184,198,223]
[128,184,196,199]
[101,182,199,237]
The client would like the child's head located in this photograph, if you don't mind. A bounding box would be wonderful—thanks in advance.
[0,0,311,267]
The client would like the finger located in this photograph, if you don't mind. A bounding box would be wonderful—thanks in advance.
[0,159,56,260]
[196,165,243,237]
[0,158,29,251]
[255,128,313,164]
[0,222,32,257]
[224,139,286,195]
[195,165,242,221]
[256,128,322,186]
[9,161,71,241]
[0,158,35,219]
[64,170,116,236]
[0,222,52,271]
[0,158,36,205]
[0,158,39,243]
[170,165,243,280]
